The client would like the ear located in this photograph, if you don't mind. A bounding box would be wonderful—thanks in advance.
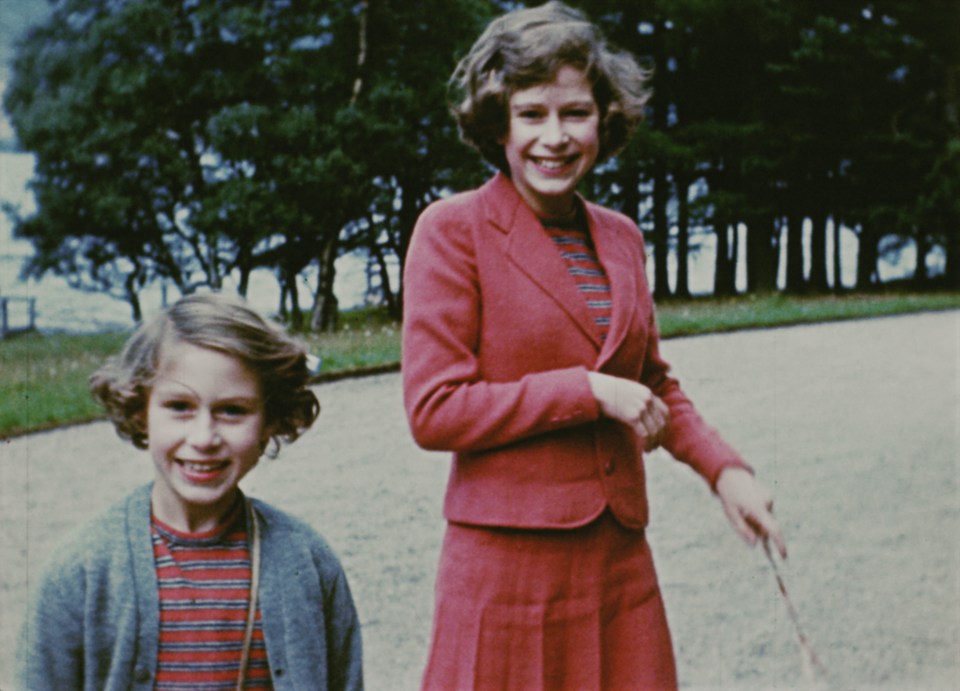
[134,408,149,448]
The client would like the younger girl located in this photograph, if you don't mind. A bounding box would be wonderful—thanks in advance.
[17,292,363,691]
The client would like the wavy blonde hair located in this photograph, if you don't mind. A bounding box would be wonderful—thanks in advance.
[90,292,319,457]
[449,1,651,172]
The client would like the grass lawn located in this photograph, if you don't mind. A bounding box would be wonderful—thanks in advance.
[1,290,957,439]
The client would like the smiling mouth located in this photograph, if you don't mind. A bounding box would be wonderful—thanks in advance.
[177,460,230,474]
[532,154,578,170]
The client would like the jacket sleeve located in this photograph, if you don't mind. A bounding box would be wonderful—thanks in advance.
[401,200,600,453]
[15,549,85,691]
[321,560,364,691]
[639,307,751,490]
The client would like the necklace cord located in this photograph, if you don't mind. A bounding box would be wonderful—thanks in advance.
[236,498,262,690]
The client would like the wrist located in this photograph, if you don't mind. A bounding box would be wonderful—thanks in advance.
[586,371,609,411]
[715,464,751,493]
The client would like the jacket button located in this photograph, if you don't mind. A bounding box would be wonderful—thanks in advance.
[134,667,151,683]
[604,459,615,475]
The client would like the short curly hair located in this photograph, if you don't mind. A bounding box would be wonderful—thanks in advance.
[449,1,651,173]
[89,292,319,457]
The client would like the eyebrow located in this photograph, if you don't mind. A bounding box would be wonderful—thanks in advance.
[151,377,195,394]
[216,396,261,405]
[151,381,259,404]
[510,99,596,110]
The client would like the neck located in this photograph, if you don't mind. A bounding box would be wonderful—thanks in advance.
[539,207,577,223]
[538,199,579,224]
[151,486,241,534]
[527,197,578,221]
[506,173,578,221]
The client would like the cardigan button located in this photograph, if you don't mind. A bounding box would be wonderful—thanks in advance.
[604,459,615,475]
[134,667,151,683]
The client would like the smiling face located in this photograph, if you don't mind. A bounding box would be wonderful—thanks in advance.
[146,340,267,533]
[500,64,600,218]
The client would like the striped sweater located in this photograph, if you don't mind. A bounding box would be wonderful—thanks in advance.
[16,483,363,691]
[152,502,271,690]
[541,211,613,342]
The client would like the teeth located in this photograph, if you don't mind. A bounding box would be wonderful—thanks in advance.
[534,157,572,169]
[181,461,226,472]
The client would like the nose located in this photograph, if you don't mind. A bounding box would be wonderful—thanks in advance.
[186,411,221,448]
[541,113,568,146]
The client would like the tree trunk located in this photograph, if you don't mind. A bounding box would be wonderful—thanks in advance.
[371,243,399,318]
[832,217,844,292]
[784,211,806,293]
[713,217,736,296]
[808,210,829,293]
[913,231,930,287]
[674,171,692,298]
[204,232,223,291]
[125,273,143,323]
[945,224,960,289]
[649,15,670,299]
[310,234,340,332]
[855,224,879,289]
[652,160,671,298]
[236,260,251,298]
[278,265,302,330]
[745,214,777,293]
[395,174,429,315]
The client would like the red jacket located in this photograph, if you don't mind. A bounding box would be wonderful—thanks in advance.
[402,173,748,530]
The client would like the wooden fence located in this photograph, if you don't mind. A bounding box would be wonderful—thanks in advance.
[0,296,37,339]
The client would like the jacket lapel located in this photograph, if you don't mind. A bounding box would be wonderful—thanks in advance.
[483,174,602,349]
[587,203,640,366]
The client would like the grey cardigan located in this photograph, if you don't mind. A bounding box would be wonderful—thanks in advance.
[16,483,363,691]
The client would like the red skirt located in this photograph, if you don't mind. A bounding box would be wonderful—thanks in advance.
[422,510,678,690]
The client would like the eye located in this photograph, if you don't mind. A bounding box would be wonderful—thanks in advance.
[516,108,545,120]
[162,399,193,414]
[564,107,595,119]
[218,403,252,419]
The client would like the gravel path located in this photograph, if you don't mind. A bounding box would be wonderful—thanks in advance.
[2,310,958,690]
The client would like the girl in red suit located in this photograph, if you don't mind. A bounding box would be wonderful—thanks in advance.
[402,2,787,688]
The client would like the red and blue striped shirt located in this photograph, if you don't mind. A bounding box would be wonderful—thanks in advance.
[152,501,272,690]
[542,211,613,343]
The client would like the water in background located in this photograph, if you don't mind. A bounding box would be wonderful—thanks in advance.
[1,152,379,332]
[1,151,921,334]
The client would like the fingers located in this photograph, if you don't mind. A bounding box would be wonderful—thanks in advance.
[589,374,670,449]
[717,469,788,559]
[751,490,787,558]
[739,505,787,558]
[722,501,759,547]
[756,512,787,559]
[637,391,670,450]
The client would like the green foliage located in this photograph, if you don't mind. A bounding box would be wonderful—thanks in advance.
[302,315,401,375]
[3,295,958,439]
[4,0,958,323]
[0,330,128,437]
[579,0,959,293]
[655,290,960,336]
[4,0,496,328]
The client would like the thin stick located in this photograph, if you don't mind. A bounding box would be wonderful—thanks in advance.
[762,539,829,681]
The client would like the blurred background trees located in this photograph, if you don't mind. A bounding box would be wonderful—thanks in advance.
[4,0,957,330]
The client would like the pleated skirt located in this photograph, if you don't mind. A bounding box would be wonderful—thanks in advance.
[421,510,678,691]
